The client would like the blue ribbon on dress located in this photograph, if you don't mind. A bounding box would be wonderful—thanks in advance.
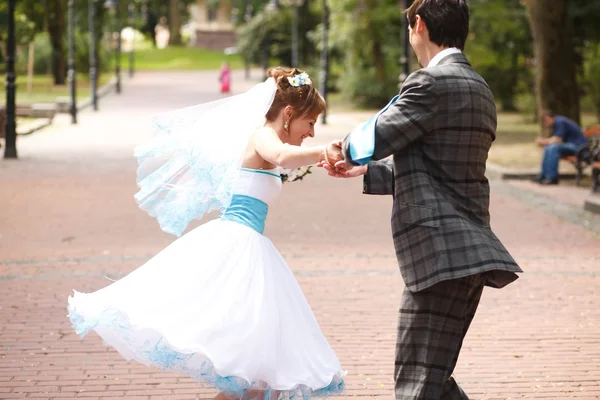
[348,95,399,165]
[219,194,268,234]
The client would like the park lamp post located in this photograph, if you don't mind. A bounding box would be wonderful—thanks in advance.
[243,0,254,80]
[68,0,78,124]
[140,0,148,43]
[104,0,122,94]
[280,0,305,68]
[262,0,279,80]
[128,0,135,78]
[399,0,413,87]
[4,0,17,159]
[89,0,99,110]
[319,0,329,125]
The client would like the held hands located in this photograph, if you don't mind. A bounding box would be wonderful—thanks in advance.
[318,160,368,178]
[324,140,344,166]
[318,139,368,178]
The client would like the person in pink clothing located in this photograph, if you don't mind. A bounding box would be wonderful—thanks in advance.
[219,61,231,94]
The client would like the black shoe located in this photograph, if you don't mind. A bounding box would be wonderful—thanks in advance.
[540,178,559,185]
[532,174,545,183]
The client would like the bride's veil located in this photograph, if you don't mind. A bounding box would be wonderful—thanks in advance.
[133,78,277,237]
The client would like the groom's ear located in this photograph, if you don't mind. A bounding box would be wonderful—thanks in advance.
[414,15,426,34]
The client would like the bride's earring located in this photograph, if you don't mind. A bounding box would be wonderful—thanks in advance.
[284,121,289,131]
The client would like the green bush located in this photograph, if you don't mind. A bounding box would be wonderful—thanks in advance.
[13,32,111,77]
[12,34,52,75]
[73,30,111,74]
[237,3,322,72]
[340,66,400,108]
[237,8,295,68]
[32,33,53,75]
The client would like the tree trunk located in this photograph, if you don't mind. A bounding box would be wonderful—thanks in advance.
[168,0,183,46]
[366,0,385,85]
[523,0,580,134]
[502,50,520,112]
[372,38,386,85]
[47,0,67,85]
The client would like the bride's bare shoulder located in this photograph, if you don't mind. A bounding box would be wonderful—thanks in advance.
[254,126,278,137]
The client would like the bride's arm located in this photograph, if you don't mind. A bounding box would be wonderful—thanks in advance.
[253,127,332,169]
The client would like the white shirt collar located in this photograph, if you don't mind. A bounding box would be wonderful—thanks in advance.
[427,47,462,68]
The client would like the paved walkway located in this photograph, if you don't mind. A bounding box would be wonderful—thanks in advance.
[1,70,600,400]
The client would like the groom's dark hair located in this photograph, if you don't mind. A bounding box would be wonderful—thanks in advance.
[406,0,469,51]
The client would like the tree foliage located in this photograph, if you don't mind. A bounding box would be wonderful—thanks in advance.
[0,0,194,82]
[0,0,44,46]
[467,0,533,112]
[582,42,600,121]
[327,0,403,107]
[236,1,321,72]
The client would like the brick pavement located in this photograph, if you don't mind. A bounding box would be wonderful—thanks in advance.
[1,70,600,399]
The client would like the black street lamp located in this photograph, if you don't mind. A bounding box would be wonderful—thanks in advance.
[105,0,122,94]
[128,0,135,78]
[262,0,279,80]
[68,0,78,124]
[243,1,253,80]
[399,0,413,87]
[89,0,99,110]
[4,0,17,159]
[319,0,329,125]
[261,38,269,81]
[280,0,304,68]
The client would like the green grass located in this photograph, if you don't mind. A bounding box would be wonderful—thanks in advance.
[121,46,244,71]
[0,74,112,106]
[1,45,243,104]
[488,112,599,168]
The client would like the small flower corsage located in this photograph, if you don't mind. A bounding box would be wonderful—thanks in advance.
[280,166,313,183]
[287,72,312,87]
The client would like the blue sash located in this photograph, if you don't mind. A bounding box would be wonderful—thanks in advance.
[220,194,268,234]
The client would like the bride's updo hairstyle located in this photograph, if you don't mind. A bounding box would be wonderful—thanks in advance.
[265,67,326,122]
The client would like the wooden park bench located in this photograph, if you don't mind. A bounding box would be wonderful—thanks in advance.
[592,162,600,193]
[0,108,5,140]
[592,145,600,193]
[562,125,600,186]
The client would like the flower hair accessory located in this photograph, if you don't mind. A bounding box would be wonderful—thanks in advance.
[287,72,312,87]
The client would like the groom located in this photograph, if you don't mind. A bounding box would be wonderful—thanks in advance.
[324,0,523,398]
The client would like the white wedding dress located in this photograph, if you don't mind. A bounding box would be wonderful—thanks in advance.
[67,167,346,399]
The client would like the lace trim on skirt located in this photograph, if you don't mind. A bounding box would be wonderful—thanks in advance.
[67,304,345,400]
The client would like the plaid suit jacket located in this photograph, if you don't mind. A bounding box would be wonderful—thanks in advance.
[342,53,522,292]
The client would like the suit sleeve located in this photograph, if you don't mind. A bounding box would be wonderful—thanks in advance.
[371,70,438,161]
[362,159,394,195]
[341,96,399,166]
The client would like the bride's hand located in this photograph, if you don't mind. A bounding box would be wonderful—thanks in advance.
[324,140,343,167]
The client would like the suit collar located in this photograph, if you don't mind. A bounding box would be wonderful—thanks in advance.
[436,52,471,67]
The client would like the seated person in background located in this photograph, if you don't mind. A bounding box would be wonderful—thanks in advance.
[535,110,587,185]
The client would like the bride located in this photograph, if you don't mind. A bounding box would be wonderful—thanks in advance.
[67,67,346,400]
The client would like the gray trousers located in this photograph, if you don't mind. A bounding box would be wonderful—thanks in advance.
[394,273,486,400]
